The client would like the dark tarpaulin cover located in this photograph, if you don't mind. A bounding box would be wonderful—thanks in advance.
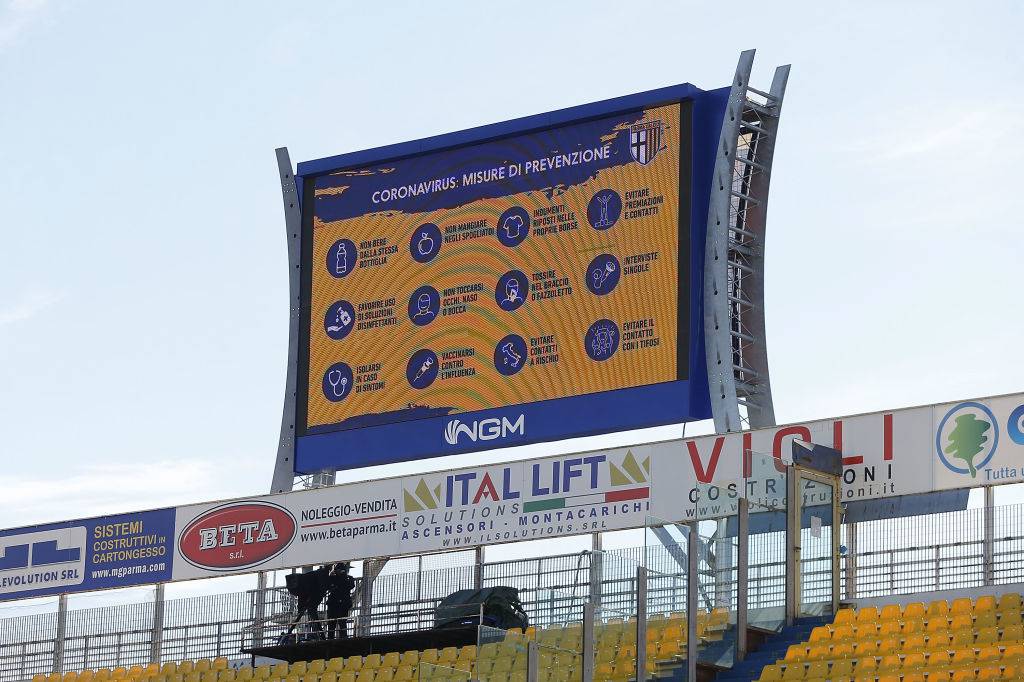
[434,586,529,631]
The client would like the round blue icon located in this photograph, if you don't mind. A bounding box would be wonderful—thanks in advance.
[586,254,620,296]
[324,300,356,341]
[497,206,530,248]
[326,239,357,278]
[585,319,619,361]
[494,334,528,376]
[495,270,529,312]
[407,348,439,389]
[587,190,622,231]
[1008,405,1024,445]
[322,362,354,402]
[408,285,440,326]
[410,223,442,263]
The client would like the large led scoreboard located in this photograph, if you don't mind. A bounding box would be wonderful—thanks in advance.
[289,84,731,473]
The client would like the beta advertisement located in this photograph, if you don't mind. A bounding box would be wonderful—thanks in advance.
[0,508,175,601]
[296,99,706,472]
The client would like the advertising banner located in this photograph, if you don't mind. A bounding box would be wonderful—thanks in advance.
[293,85,727,472]
[0,508,175,602]
[5,393,1023,600]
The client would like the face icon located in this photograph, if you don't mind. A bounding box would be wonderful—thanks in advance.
[416,293,431,316]
[505,278,520,303]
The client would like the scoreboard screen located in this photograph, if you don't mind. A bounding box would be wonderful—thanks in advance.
[295,89,717,471]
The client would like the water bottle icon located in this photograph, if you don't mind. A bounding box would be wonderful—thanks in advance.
[335,242,348,276]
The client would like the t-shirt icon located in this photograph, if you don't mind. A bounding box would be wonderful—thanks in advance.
[497,207,530,248]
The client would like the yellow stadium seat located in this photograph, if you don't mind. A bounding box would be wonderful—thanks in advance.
[807,644,830,660]
[254,665,271,680]
[831,642,855,659]
[977,627,1000,644]
[903,619,925,635]
[856,622,879,639]
[235,669,253,682]
[831,659,855,677]
[292,662,309,676]
[999,593,1022,612]
[929,600,951,618]
[1002,624,1024,641]
[951,649,976,666]
[928,648,952,665]
[301,674,318,682]
[951,669,976,682]
[855,656,878,673]
[905,634,928,651]
[392,668,413,682]
[271,664,289,678]
[376,669,394,682]
[977,667,1001,681]
[927,617,950,633]
[284,676,299,682]
[196,663,212,674]
[951,614,974,631]
[903,653,926,669]
[177,665,194,676]
[308,660,326,675]
[975,612,998,630]
[420,650,439,666]
[1001,665,1018,679]
[780,664,803,681]
[64,673,80,682]
[857,606,879,624]
[878,621,901,639]
[951,597,973,615]
[160,665,177,676]
[1003,643,1024,658]
[355,670,375,682]
[904,674,926,682]
[977,645,1001,663]
[33,676,47,682]
[855,640,878,657]
[876,638,900,656]
[757,665,783,682]
[219,672,236,682]
[785,643,807,661]
[905,603,927,620]
[877,675,900,682]
[338,673,356,682]
[976,595,997,612]
[876,654,900,671]
[808,626,831,644]
[199,672,217,682]
[327,659,346,673]
[321,674,337,682]
[951,629,975,648]
[833,625,855,641]
[805,661,828,679]
[834,609,856,626]
[401,652,419,667]
[457,646,476,663]
[879,604,902,622]
[1000,610,1022,626]
[438,647,459,664]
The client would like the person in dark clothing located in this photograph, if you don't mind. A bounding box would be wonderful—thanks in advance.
[283,565,331,641]
[326,562,356,639]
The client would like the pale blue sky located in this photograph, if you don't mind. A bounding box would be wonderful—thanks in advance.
[1,0,1022,549]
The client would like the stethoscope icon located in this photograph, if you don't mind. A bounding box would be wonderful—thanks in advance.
[327,370,349,398]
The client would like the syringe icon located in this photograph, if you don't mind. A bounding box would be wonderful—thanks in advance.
[413,357,434,383]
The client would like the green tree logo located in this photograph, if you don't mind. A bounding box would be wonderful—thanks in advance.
[944,414,991,477]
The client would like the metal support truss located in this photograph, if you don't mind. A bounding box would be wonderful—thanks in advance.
[271,147,303,494]
[704,50,789,432]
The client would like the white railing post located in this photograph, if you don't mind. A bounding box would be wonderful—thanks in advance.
[53,594,68,674]
[151,583,165,665]
[845,522,858,600]
[984,487,995,586]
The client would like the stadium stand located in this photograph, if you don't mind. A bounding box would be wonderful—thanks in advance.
[28,608,733,682]
[752,593,1024,682]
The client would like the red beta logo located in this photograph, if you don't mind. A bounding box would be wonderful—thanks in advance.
[178,502,295,570]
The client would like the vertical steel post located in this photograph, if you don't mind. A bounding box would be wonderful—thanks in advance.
[526,641,539,682]
[636,566,647,682]
[582,602,595,682]
[359,560,376,637]
[474,546,485,590]
[737,497,749,661]
[984,486,995,586]
[255,572,268,648]
[785,467,799,626]
[686,523,698,682]
[151,583,165,665]
[589,533,603,606]
[845,523,858,600]
[53,594,68,674]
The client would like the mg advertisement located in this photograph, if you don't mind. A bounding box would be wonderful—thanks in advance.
[293,86,727,472]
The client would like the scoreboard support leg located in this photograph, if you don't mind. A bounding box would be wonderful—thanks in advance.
[704,50,789,433]
[271,147,303,495]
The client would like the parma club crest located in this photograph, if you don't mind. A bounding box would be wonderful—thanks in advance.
[629,119,664,165]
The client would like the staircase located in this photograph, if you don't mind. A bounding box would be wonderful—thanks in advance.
[713,617,829,682]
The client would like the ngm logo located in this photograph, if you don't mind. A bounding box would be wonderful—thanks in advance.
[444,415,524,446]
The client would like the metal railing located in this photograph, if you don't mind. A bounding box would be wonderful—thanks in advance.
[3,500,1023,681]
